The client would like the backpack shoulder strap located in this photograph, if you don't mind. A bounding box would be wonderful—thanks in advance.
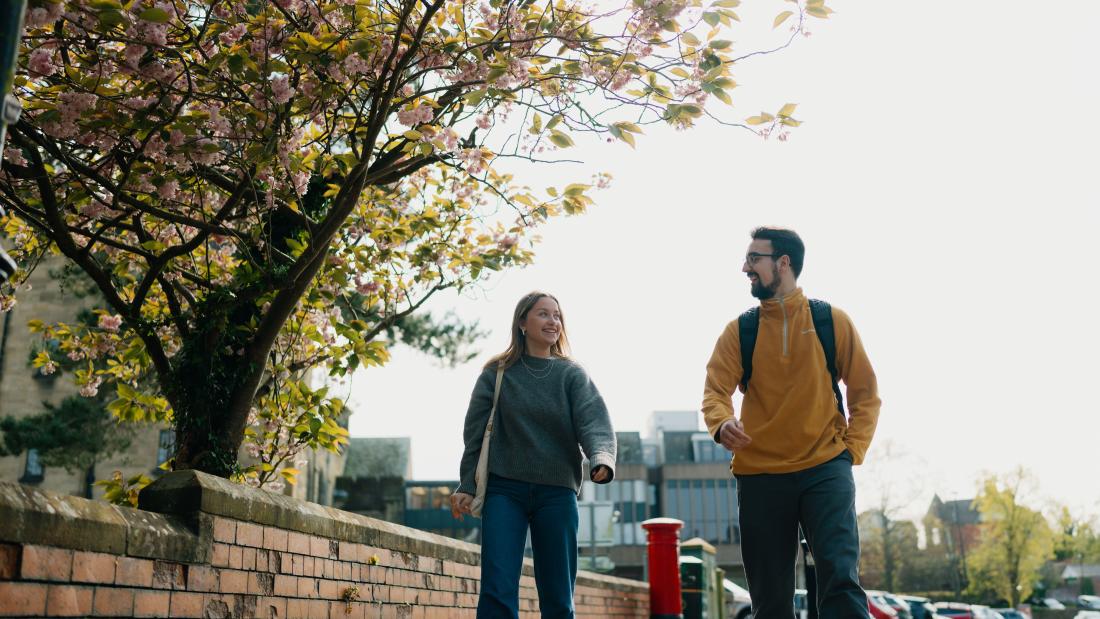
[808,299,845,415]
[737,307,760,391]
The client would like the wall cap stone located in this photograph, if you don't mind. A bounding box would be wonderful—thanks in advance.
[140,470,484,565]
[0,481,209,562]
[138,471,647,592]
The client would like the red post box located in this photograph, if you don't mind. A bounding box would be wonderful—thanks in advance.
[642,517,684,619]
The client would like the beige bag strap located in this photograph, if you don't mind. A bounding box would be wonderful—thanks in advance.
[485,367,504,436]
[471,367,504,516]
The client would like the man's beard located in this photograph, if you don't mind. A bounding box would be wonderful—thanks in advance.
[750,266,781,300]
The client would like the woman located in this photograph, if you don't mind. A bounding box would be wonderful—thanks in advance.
[451,291,617,619]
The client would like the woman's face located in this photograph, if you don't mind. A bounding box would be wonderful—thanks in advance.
[520,296,562,350]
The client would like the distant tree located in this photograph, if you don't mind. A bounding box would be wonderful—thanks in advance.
[859,510,919,591]
[966,468,1054,607]
[1051,504,1100,596]
[858,439,926,591]
[0,395,135,498]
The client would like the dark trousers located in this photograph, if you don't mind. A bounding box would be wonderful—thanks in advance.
[478,474,579,619]
[736,450,869,619]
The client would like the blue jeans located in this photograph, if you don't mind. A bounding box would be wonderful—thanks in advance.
[736,450,869,619]
[478,474,579,619]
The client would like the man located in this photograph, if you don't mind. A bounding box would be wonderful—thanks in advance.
[701,226,881,618]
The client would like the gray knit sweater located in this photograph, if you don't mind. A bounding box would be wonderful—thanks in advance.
[457,355,617,495]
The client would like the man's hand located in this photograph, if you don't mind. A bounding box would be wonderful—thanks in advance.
[450,491,474,520]
[718,418,751,452]
[591,465,610,483]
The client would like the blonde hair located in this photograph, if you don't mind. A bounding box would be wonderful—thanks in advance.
[484,291,572,370]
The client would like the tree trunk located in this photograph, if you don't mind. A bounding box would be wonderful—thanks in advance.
[166,316,256,478]
[83,462,95,499]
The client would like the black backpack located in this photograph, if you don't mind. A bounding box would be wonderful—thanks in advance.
[737,298,845,415]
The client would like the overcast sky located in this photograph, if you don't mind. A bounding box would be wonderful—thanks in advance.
[346,1,1100,522]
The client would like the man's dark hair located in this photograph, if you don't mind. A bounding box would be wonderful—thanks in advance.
[751,227,805,277]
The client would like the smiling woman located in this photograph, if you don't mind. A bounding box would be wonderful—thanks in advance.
[449,291,617,618]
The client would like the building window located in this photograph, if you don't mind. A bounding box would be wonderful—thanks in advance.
[21,448,45,483]
[156,430,175,470]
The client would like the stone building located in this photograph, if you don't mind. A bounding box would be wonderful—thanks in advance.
[0,259,165,497]
[0,258,345,505]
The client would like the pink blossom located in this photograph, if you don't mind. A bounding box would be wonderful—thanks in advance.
[25,7,49,28]
[40,360,58,376]
[25,2,62,28]
[291,170,310,195]
[356,280,380,295]
[121,44,147,70]
[79,376,102,398]
[397,103,434,126]
[271,75,294,104]
[28,48,56,77]
[440,128,459,151]
[98,314,123,332]
[476,114,492,130]
[157,179,179,200]
[3,147,27,167]
[220,23,248,47]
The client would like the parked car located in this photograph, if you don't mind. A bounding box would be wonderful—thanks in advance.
[1040,598,1067,609]
[1073,611,1100,619]
[866,590,913,619]
[899,595,938,619]
[792,589,898,619]
[869,594,900,619]
[1080,595,1100,610]
[969,605,1005,619]
[722,579,752,619]
[992,608,1027,619]
[935,601,976,618]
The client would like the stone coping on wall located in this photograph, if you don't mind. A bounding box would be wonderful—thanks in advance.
[2,472,647,594]
[0,481,211,563]
[140,470,645,591]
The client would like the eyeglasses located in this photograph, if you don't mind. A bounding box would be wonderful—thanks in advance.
[744,252,779,266]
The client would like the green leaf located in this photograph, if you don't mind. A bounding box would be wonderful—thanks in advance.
[778,103,797,118]
[773,11,794,29]
[712,0,740,6]
[713,90,733,106]
[464,88,488,106]
[616,122,643,134]
[680,32,701,47]
[141,240,166,252]
[745,113,775,125]
[709,40,732,50]
[549,130,573,148]
[138,7,171,23]
[679,104,703,117]
[98,9,126,28]
[702,12,720,27]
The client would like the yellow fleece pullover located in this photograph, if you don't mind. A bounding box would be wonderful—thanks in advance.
[701,288,881,475]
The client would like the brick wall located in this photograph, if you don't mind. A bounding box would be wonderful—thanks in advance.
[0,471,648,618]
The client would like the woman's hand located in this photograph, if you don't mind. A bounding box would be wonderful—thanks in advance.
[450,491,474,520]
[591,465,611,483]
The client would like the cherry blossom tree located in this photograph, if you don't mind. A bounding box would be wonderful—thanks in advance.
[0,0,833,486]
